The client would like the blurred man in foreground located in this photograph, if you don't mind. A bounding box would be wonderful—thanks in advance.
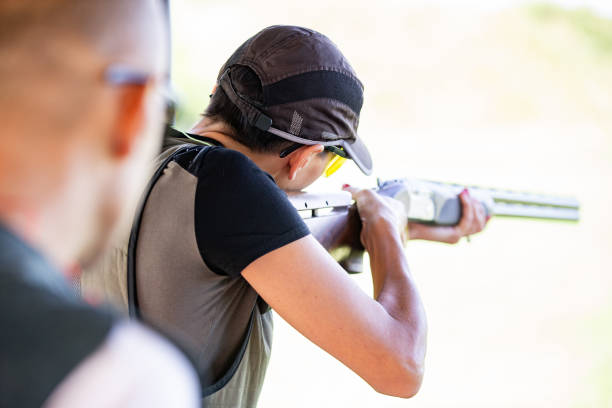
[0,1,199,406]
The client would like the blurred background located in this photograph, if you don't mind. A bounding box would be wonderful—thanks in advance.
[169,1,612,406]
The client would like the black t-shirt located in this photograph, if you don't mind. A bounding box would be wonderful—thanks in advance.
[173,145,310,277]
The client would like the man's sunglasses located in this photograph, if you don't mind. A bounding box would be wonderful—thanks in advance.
[279,143,348,177]
[104,64,174,101]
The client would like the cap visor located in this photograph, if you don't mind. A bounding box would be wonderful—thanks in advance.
[342,136,373,176]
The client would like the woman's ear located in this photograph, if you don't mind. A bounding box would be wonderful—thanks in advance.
[287,144,324,181]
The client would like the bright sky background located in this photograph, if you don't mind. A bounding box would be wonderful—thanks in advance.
[168,1,612,406]
[415,0,612,16]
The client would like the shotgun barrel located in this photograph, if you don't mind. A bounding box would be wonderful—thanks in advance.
[376,179,580,225]
[289,179,580,226]
[287,180,579,274]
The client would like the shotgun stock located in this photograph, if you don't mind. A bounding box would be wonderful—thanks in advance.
[288,178,580,274]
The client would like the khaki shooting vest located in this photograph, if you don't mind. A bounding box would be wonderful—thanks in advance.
[81,142,273,407]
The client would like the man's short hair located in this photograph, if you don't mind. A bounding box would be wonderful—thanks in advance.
[0,0,164,131]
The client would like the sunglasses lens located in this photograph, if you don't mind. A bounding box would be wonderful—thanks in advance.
[324,156,347,177]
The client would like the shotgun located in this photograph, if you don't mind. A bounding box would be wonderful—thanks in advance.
[288,178,580,273]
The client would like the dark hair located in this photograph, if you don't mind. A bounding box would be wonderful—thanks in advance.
[203,66,292,153]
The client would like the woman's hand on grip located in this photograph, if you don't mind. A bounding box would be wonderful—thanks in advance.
[343,185,409,249]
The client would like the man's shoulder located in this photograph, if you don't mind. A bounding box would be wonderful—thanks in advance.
[0,226,115,329]
[0,227,116,407]
[0,253,116,362]
[44,322,200,408]
[0,269,116,328]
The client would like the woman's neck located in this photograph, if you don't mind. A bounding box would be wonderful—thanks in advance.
[189,118,286,181]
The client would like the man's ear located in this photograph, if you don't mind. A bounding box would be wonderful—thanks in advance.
[110,83,150,159]
[287,144,324,181]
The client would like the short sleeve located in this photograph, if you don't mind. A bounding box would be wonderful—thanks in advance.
[193,148,310,277]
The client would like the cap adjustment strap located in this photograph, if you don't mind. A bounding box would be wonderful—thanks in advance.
[218,68,272,131]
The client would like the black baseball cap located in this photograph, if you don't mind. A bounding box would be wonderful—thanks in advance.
[216,25,373,175]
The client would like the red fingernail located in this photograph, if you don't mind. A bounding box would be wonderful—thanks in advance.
[460,188,468,196]
[486,215,491,222]
[342,184,351,189]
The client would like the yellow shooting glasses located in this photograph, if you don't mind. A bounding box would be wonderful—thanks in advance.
[279,143,350,177]
[323,145,349,177]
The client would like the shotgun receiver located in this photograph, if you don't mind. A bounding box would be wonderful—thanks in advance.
[288,178,580,273]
